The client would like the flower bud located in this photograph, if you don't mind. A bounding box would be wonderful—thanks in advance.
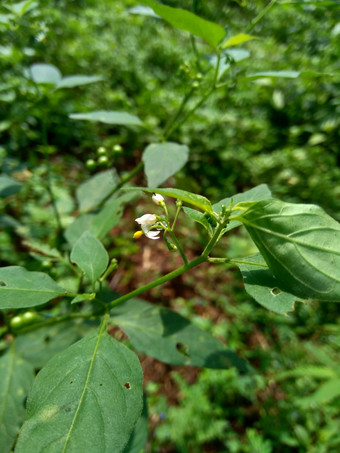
[152,193,165,206]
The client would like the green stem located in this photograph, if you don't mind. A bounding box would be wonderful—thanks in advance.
[107,255,206,309]
[229,258,268,267]
[171,204,182,230]
[246,0,278,33]
[163,88,194,140]
[190,35,203,72]
[168,230,188,265]
[201,220,227,258]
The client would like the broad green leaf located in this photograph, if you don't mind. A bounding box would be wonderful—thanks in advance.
[64,214,95,245]
[76,169,120,212]
[123,396,148,453]
[26,63,62,85]
[129,187,214,215]
[70,110,143,126]
[15,321,97,369]
[15,328,143,453]
[142,0,225,49]
[235,253,303,315]
[22,239,62,260]
[221,33,256,49]
[111,299,248,372]
[239,198,340,301]
[0,266,67,309]
[55,75,103,90]
[0,343,34,453]
[142,142,189,187]
[70,231,109,284]
[0,175,22,197]
[298,379,340,407]
[90,196,124,239]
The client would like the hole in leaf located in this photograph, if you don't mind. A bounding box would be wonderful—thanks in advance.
[44,335,51,344]
[70,381,73,384]
[65,407,72,413]
[176,342,190,357]
[99,383,103,386]
[0,281,7,287]
[123,382,131,389]
[271,287,282,296]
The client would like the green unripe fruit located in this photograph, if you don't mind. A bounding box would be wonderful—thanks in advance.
[86,159,96,170]
[98,155,109,166]
[192,81,200,89]
[21,311,38,323]
[97,146,107,156]
[10,316,23,329]
[112,144,123,153]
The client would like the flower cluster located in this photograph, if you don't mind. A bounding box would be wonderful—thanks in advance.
[133,194,166,240]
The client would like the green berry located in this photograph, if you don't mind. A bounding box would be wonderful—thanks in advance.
[97,146,107,156]
[192,81,200,89]
[112,144,123,153]
[98,155,109,166]
[86,159,96,170]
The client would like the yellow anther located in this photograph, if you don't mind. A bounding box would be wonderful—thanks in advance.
[133,230,144,239]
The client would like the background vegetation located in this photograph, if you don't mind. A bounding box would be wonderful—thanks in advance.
[1,0,340,451]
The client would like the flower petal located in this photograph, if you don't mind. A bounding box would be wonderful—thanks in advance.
[135,214,157,226]
[145,230,160,240]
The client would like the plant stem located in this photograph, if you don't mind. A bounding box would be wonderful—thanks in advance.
[246,0,278,33]
[107,255,206,309]
[163,88,194,140]
[168,230,188,265]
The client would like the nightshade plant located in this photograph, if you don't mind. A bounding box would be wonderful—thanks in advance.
[1,1,340,452]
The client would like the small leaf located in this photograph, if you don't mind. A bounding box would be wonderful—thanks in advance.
[76,169,120,212]
[55,75,104,89]
[298,379,340,407]
[243,70,301,80]
[70,110,143,126]
[182,207,213,235]
[70,293,95,305]
[0,175,22,197]
[221,33,256,49]
[235,253,303,315]
[129,187,214,215]
[0,343,35,453]
[275,366,337,381]
[239,198,340,301]
[70,231,109,284]
[128,5,160,17]
[26,63,62,85]
[142,142,189,187]
[22,239,62,260]
[0,266,67,309]
[141,0,225,49]
[15,328,143,453]
[111,299,248,372]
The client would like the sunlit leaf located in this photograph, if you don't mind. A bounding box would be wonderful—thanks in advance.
[142,142,189,187]
[0,267,67,309]
[142,0,225,49]
[221,33,256,49]
[26,63,62,85]
[70,110,143,126]
[0,343,34,453]
[55,75,104,89]
[0,175,22,197]
[111,299,248,371]
[239,198,340,301]
[15,328,143,453]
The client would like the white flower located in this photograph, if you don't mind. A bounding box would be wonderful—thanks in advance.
[135,214,157,226]
[152,193,165,206]
[135,213,160,240]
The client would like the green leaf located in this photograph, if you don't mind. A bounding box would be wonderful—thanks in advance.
[275,366,337,381]
[298,379,340,407]
[55,75,104,89]
[235,253,303,315]
[90,195,125,239]
[70,231,109,284]
[111,299,248,372]
[142,142,189,187]
[221,33,256,49]
[0,267,67,309]
[15,321,97,369]
[64,214,95,245]
[123,396,148,453]
[76,169,120,212]
[15,327,143,453]
[129,187,214,215]
[0,175,22,197]
[239,198,340,301]
[244,70,300,80]
[142,0,225,49]
[0,343,35,453]
[182,207,213,235]
[26,63,62,85]
[69,110,143,126]
[22,239,63,260]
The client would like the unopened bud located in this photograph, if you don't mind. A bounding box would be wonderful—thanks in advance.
[152,193,165,206]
